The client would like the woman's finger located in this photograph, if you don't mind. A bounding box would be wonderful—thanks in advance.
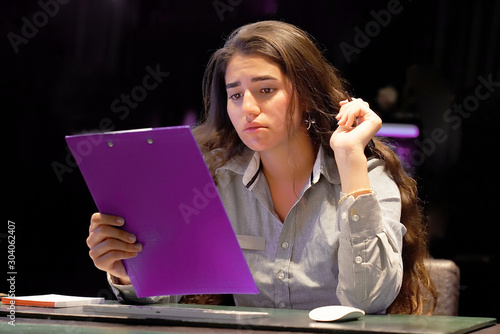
[88,236,141,276]
[337,103,359,127]
[87,224,137,249]
[92,249,138,274]
[88,234,142,259]
[89,213,125,233]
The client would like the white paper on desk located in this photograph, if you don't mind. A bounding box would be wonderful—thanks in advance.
[1,294,104,308]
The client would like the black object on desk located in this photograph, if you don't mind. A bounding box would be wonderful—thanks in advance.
[0,301,496,334]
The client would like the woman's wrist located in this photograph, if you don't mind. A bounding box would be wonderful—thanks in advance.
[338,188,374,205]
[110,274,132,286]
[333,149,371,195]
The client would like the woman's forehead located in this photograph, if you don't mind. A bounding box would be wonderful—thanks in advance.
[226,54,282,76]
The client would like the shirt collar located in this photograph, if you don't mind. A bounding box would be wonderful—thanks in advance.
[242,152,262,188]
[216,145,341,188]
[311,145,341,185]
[214,148,256,182]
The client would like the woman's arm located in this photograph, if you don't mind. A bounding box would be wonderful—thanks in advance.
[330,98,381,195]
[335,160,404,313]
[330,99,404,313]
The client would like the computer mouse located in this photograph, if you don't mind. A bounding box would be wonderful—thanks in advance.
[308,305,365,322]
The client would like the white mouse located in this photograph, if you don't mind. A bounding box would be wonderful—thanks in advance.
[308,305,365,322]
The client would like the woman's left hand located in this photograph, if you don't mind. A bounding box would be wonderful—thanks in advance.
[329,98,382,154]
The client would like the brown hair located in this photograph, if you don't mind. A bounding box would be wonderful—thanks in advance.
[193,20,436,314]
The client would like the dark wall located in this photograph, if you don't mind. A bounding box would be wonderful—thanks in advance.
[3,0,499,319]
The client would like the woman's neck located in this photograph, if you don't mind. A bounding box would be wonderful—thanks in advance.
[260,131,317,189]
[259,131,316,222]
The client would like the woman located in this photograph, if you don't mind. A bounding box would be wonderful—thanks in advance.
[87,20,436,314]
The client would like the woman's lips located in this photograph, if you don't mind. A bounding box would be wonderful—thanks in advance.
[244,123,267,133]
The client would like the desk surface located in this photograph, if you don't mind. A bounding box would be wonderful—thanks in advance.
[1,302,497,334]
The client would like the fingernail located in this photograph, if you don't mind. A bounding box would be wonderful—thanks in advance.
[133,243,142,251]
[116,218,125,225]
[128,235,136,242]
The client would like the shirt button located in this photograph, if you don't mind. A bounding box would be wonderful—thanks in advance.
[278,302,286,309]
[355,256,363,264]
[351,214,360,222]
[341,212,347,220]
[281,242,289,249]
[277,271,285,280]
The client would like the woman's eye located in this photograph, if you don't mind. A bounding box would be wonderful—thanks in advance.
[260,88,275,94]
[229,93,242,100]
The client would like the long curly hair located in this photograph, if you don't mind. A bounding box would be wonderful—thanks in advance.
[192,20,437,314]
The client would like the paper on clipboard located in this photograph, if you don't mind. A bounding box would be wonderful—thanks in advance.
[65,126,258,298]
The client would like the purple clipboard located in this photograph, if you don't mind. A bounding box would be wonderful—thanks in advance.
[66,126,258,297]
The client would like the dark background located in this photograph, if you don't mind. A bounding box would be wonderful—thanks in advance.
[2,0,499,319]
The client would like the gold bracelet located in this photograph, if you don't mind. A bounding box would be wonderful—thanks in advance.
[338,188,374,206]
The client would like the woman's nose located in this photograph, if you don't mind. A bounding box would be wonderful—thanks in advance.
[241,91,260,117]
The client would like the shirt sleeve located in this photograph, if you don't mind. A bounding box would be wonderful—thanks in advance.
[107,273,182,304]
[336,159,406,314]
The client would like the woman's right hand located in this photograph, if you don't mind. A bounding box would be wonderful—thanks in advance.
[86,213,142,285]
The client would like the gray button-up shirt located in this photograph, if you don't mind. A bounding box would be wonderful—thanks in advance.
[109,146,406,314]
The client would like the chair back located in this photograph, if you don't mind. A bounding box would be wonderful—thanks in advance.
[423,258,460,316]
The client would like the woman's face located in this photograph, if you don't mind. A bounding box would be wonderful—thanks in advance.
[225,53,303,153]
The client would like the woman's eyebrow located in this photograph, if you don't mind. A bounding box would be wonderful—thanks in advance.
[225,75,278,89]
[251,75,278,82]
